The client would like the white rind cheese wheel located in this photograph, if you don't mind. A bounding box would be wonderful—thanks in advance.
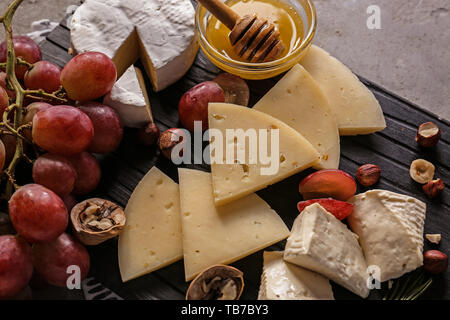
[70,0,198,92]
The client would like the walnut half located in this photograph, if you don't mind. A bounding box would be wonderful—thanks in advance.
[186,265,244,300]
[70,198,125,245]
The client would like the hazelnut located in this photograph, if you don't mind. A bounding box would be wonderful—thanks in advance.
[423,250,448,275]
[186,265,244,300]
[425,234,442,245]
[138,122,160,146]
[356,164,381,186]
[422,179,445,199]
[416,122,441,147]
[158,128,187,160]
[409,159,435,184]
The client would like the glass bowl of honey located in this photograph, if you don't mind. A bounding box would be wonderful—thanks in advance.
[195,0,317,80]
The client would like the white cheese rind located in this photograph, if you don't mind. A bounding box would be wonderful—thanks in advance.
[300,45,386,135]
[258,251,334,300]
[208,103,319,206]
[253,64,340,169]
[348,190,426,282]
[71,0,198,92]
[118,167,182,282]
[284,203,370,298]
[178,168,290,281]
[103,66,150,128]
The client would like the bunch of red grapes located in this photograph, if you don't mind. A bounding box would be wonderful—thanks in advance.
[0,36,123,299]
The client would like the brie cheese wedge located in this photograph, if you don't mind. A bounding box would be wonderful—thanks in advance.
[348,190,426,282]
[103,65,151,128]
[258,251,334,300]
[284,203,370,298]
[71,0,198,92]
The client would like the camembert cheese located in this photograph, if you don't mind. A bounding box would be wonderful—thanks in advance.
[253,64,340,169]
[118,167,182,282]
[71,0,198,92]
[348,190,426,282]
[208,103,319,206]
[284,203,370,298]
[103,65,152,128]
[178,168,290,281]
[258,251,334,300]
[300,45,386,135]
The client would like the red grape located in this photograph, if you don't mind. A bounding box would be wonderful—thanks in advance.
[0,133,16,167]
[32,153,77,197]
[0,72,15,98]
[0,86,8,116]
[178,81,225,132]
[62,194,77,213]
[0,36,42,79]
[22,102,52,140]
[60,52,117,101]
[9,184,68,243]
[0,139,5,171]
[0,235,33,299]
[68,152,101,195]
[32,105,94,155]
[33,233,90,287]
[78,102,123,153]
[24,61,62,93]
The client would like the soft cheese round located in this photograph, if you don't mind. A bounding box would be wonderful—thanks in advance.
[70,0,198,92]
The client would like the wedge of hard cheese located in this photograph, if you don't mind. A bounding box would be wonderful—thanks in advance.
[118,167,182,282]
[178,168,290,281]
[103,65,152,128]
[253,64,340,169]
[208,103,319,206]
[258,251,334,300]
[300,45,386,135]
[284,203,369,298]
[348,190,426,282]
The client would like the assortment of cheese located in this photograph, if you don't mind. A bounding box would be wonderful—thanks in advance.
[70,0,430,300]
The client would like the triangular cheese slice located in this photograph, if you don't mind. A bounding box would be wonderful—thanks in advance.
[118,167,182,282]
[253,64,340,169]
[208,103,319,206]
[348,190,426,282]
[258,251,334,300]
[300,45,386,135]
[178,168,290,281]
[284,203,369,298]
[103,65,153,128]
[71,0,198,91]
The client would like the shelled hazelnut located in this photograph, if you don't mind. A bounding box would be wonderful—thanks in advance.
[423,250,448,275]
[422,179,445,199]
[158,128,187,160]
[356,164,381,186]
[416,122,441,147]
[409,159,435,184]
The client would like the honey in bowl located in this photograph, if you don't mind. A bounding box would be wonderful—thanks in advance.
[206,0,304,63]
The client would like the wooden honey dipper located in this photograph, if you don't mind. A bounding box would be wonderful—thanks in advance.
[198,0,286,63]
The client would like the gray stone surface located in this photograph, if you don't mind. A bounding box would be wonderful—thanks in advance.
[0,0,448,121]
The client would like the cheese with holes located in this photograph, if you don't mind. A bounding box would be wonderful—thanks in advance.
[118,167,182,282]
[258,251,334,300]
[178,168,290,281]
[284,203,369,298]
[71,0,198,92]
[253,64,340,169]
[300,45,386,135]
[103,65,152,128]
[208,103,319,206]
[348,190,426,282]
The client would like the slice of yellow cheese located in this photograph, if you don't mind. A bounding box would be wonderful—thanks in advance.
[118,167,182,282]
[300,45,386,135]
[178,168,290,281]
[253,64,340,169]
[208,103,319,206]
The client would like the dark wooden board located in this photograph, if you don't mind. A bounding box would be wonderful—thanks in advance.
[35,20,449,300]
